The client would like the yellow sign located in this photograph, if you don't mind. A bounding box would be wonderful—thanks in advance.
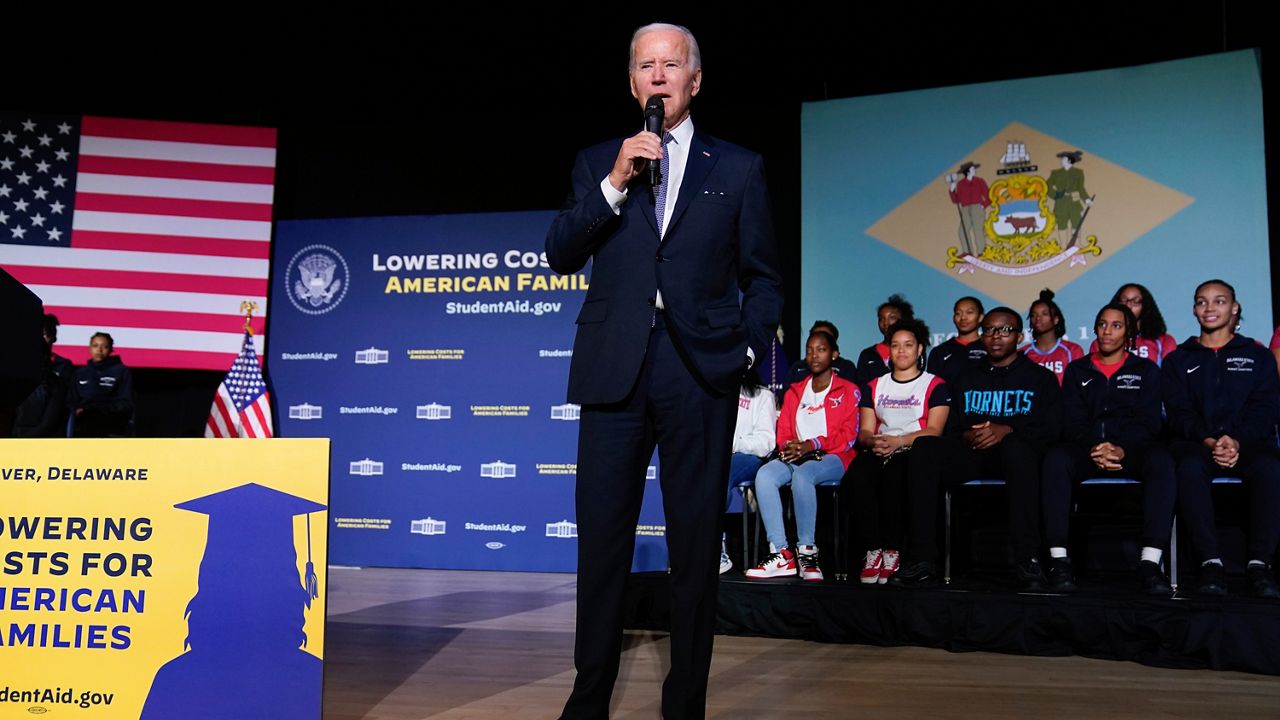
[0,439,329,719]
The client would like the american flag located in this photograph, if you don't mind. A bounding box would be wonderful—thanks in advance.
[206,330,274,438]
[0,114,276,370]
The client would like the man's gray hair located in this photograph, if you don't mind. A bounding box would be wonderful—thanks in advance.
[628,23,701,72]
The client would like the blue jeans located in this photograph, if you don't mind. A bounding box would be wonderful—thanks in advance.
[754,454,844,550]
[727,452,765,511]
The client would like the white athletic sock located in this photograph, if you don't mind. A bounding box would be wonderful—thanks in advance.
[1049,547,1068,559]
[1248,559,1268,568]
[798,544,818,556]
[1202,558,1223,567]
[1140,547,1163,564]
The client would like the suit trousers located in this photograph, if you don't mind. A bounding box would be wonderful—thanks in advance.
[560,315,736,720]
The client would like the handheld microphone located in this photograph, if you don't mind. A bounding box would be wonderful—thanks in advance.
[644,95,665,186]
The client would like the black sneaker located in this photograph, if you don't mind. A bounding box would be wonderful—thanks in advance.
[888,560,937,588]
[1045,557,1077,593]
[1014,558,1046,592]
[1246,563,1280,599]
[1197,562,1227,596]
[1136,560,1173,596]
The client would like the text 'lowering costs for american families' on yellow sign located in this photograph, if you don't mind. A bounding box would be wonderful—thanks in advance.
[0,438,330,720]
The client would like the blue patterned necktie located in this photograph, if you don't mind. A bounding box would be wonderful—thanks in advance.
[654,132,673,236]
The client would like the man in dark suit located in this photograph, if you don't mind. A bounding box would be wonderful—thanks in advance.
[546,22,783,720]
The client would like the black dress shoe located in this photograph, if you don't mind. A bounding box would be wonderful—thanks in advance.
[1045,557,1077,593]
[1136,560,1173,596]
[1014,558,1046,592]
[888,560,937,588]
[1197,562,1227,596]
[1246,563,1280,599]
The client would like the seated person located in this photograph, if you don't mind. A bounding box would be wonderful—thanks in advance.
[746,330,859,582]
[927,296,987,383]
[72,332,135,437]
[43,313,76,398]
[892,307,1062,590]
[1163,279,1280,598]
[1041,303,1174,595]
[1092,283,1177,365]
[853,294,916,387]
[12,314,75,437]
[785,320,858,386]
[848,318,950,584]
[721,368,778,574]
[1022,288,1084,385]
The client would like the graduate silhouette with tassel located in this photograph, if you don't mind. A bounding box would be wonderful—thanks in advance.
[141,483,326,720]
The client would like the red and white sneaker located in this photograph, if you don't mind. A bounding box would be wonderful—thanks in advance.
[745,546,797,579]
[797,545,824,581]
[860,549,884,584]
[878,549,900,584]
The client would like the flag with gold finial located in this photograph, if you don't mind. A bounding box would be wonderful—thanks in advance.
[206,303,273,438]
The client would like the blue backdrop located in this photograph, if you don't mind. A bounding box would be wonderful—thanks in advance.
[269,212,670,572]
[802,51,1271,353]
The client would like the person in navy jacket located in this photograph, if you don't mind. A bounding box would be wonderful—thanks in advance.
[852,294,916,386]
[927,296,988,383]
[892,307,1062,590]
[1040,303,1174,594]
[1162,279,1280,598]
[72,332,135,437]
[545,23,783,720]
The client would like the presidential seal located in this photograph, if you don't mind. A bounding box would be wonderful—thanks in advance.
[286,244,350,315]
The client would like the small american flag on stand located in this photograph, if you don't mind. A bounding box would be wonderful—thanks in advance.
[206,328,274,438]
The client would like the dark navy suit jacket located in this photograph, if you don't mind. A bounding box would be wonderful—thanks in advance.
[546,131,783,404]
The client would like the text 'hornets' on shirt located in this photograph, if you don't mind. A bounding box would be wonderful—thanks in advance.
[962,389,1037,417]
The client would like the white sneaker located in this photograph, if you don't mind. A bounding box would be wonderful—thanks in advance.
[879,549,900,584]
[797,545,823,582]
[860,549,884,584]
[745,545,797,579]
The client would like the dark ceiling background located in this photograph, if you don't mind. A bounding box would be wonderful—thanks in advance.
[4,4,1273,435]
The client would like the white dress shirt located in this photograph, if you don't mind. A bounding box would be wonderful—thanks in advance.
[598,117,695,310]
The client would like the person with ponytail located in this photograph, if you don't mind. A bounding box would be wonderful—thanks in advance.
[1023,288,1083,385]
[848,318,950,584]
[1162,279,1280,598]
[1041,303,1174,594]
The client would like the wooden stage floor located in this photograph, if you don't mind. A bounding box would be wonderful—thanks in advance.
[323,567,1280,719]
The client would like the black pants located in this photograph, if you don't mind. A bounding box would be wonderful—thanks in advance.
[561,319,736,720]
[845,450,908,552]
[906,434,1043,564]
[1172,441,1280,563]
[1040,442,1176,550]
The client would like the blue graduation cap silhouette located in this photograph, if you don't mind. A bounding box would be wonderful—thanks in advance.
[141,483,326,720]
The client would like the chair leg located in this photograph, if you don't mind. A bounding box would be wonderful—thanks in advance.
[739,486,750,573]
[944,489,953,585]
[832,488,842,580]
[1170,515,1179,592]
[753,496,763,566]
